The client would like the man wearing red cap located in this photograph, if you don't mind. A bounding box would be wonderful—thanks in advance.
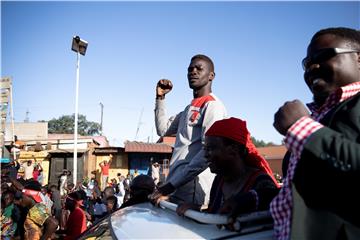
[151,54,227,208]
[177,117,279,220]
[14,188,58,240]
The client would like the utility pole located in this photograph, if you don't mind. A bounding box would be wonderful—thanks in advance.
[99,102,104,135]
[135,107,144,141]
[24,109,30,122]
[0,77,14,159]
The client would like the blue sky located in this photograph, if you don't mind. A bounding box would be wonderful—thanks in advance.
[1,1,359,146]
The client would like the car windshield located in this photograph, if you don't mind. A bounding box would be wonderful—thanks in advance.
[78,216,114,240]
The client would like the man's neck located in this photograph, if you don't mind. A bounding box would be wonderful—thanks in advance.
[193,88,211,98]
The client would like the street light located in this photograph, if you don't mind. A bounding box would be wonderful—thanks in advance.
[71,35,88,185]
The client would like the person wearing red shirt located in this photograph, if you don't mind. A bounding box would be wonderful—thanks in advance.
[99,154,113,191]
[32,163,43,182]
[64,191,87,240]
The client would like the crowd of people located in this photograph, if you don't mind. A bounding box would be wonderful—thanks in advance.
[1,160,155,240]
[1,26,360,240]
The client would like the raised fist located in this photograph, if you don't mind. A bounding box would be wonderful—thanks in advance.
[156,79,173,98]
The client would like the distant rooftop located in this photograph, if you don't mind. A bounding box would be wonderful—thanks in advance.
[125,141,173,153]
[48,134,109,147]
[257,145,287,160]
[157,136,176,146]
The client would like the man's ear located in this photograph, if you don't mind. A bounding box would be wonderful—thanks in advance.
[209,72,215,81]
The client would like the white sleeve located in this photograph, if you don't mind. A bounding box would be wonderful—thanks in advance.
[155,99,182,136]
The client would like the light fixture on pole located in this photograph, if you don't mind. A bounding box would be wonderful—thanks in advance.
[71,35,88,185]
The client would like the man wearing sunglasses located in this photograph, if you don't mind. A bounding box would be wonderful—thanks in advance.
[272,27,360,240]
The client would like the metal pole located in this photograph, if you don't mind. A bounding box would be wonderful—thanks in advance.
[99,102,103,135]
[9,83,16,160]
[73,52,80,184]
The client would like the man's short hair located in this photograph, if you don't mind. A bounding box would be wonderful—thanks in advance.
[68,191,83,201]
[106,195,117,205]
[67,182,75,190]
[191,54,215,72]
[311,27,360,49]
[130,175,155,194]
[104,186,115,198]
[24,179,42,191]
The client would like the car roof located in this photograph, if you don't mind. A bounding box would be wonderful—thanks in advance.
[109,202,273,239]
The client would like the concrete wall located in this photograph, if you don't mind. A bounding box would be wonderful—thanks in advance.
[5,122,48,141]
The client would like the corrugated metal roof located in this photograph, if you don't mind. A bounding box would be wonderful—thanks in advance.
[125,141,173,153]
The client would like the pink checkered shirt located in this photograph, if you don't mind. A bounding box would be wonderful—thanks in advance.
[270,81,360,240]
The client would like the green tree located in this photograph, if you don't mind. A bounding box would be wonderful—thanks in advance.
[46,114,100,136]
[251,136,277,148]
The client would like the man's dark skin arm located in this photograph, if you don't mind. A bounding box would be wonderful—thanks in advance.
[273,100,310,175]
[41,216,58,240]
[9,178,25,191]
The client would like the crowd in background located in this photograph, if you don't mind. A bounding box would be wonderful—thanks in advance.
[1,158,156,240]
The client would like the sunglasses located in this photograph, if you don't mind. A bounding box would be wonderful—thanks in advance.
[302,48,359,71]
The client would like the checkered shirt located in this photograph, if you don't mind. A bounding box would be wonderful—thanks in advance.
[270,81,360,240]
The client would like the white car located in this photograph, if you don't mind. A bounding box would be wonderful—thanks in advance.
[78,201,273,239]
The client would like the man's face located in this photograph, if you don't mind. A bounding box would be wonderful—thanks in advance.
[14,194,30,208]
[2,193,14,208]
[303,34,360,106]
[204,136,233,175]
[106,201,114,212]
[187,58,214,90]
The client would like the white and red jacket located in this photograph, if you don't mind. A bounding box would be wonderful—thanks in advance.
[155,93,227,206]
